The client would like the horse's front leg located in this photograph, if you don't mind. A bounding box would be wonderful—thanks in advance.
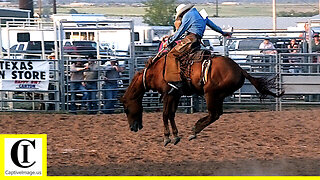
[168,94,181,145]
[162,94,181,146]
[162,95,172,146]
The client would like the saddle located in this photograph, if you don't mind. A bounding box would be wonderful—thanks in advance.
[179,49,213,84]
[182,49,212,62]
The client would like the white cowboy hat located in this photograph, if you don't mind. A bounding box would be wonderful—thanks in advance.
[175,4,194,20]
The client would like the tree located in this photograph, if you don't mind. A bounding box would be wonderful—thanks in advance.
[143,0,176,26]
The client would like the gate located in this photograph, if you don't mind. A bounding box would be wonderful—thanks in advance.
[278,53,320,110]
[56,19,135,114]
[0,18,61,112]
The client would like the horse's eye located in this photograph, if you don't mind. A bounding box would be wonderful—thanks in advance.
[124,108,129,114]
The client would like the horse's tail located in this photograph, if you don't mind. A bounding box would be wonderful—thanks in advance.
[241,68,284,99]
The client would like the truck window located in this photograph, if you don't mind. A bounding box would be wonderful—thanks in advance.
[26,41,55,51]
[44,42,55,50]
[27,41,41,50]
[238,40,262,50]
[65,32,71,39]
[10,45,17,51]
[229,41,236,50]
[65,42,72,46]
[134,32,140,41]
[202,40,210,47]
[18,44,25,51]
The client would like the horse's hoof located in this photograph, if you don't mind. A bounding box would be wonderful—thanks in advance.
[173,136,181,145]
[164,138,171,146]
[188,134,197,141]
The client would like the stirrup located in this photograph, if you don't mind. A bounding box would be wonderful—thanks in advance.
[168,83,179,90]
[167,82,182,95]
[168,88,175,94]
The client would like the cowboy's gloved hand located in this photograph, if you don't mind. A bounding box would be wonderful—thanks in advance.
[223,32,232,38]
[163,42,168,48]
[161,35,170,42]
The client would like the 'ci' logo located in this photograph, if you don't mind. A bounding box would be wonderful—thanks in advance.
[10,139,36,168]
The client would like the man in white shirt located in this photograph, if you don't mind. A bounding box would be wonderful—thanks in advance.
[259,37,277,54]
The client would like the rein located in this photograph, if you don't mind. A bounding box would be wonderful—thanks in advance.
[142,48,166,90]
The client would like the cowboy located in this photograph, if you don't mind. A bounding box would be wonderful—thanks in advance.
[163,4,231,93]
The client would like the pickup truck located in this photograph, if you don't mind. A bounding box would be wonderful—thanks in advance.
[63,41,98,56]
[227,39,264,64]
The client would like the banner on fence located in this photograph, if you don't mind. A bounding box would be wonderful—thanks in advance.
[0,60,50,90]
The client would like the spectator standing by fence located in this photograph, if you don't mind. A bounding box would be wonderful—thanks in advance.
[84,56,99,114]
[288,39,300,54]
[259,37,277,55]
[70,59,88,113]
[311,34,320,73]
[102,60,124,114]
[287,39,301,73]
[309,34,320,101]
[311,34,320,54]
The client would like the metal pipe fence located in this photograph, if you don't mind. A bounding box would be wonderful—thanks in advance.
[1,19,319,113]
[278,53,320,110]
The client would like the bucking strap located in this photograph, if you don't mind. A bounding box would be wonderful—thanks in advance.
[201,59,211,85]
[143,68,147,90]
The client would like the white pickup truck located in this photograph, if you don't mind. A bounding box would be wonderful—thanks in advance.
[9,41,55,59]
[227,39,263,62]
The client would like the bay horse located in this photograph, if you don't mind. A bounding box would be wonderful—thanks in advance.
[120,52,283,146]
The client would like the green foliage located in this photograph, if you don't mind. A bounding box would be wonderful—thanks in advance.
[143,0,176,26]
[277,10,318,17]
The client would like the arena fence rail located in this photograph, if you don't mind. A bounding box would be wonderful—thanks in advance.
[1,18,319,113]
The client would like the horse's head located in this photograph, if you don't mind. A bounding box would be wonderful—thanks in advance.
[120,96,143,132]
[120,69,147,132]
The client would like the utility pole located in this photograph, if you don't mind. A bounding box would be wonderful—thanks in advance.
[38,0,42,17]
[272,0,276,31]
[216,0,218,17]
[319,0,320,14]
[19,0,34,17]
[53,0,57,14]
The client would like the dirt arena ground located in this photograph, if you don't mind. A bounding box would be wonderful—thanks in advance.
[1,109,320,176]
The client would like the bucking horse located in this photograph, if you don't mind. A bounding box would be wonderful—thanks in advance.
[120,49,284,146]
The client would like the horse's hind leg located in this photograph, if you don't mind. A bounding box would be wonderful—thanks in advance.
[189,93,223,140]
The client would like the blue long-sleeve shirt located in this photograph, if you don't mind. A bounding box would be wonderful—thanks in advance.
[168,8,225,45]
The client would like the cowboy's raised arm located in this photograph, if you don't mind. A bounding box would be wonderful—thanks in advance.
[206,18,229,36]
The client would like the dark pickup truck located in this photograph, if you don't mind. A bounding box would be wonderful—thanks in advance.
[63,41,98,56]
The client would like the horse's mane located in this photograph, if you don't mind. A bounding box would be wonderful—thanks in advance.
[122,70,144,101]
[123,52,168,100]
[144,57,154,69]
[127,71,143,90]
[145,51,168,69]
